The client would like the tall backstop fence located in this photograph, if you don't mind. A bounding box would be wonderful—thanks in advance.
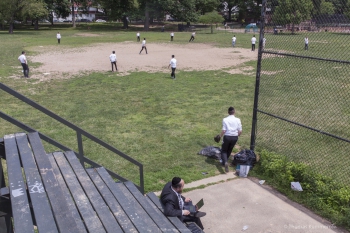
[251,0,350,186]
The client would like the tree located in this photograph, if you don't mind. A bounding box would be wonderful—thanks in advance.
[198,10,224,33]
[21,0,48,29]
[96,0,136,28]
[273,0,313,34]
[45,0,71,25]
[0,0,26,33]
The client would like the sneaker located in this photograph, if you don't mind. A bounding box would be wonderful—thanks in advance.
[225,162,229,173]
[194,211,206,218]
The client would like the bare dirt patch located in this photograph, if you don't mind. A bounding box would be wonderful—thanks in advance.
[30,42,258,81]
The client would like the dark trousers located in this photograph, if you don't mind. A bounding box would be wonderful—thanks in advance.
[305,44,308,50]
[251,44,255,51]
[139,46,147,54]
[183,216,204,230]
[189,36,195,42]
[21,63,29,78]
[171,67,176,78]
[137,36,140,42]
[221,135,238,165]
[58,39,60,44]
[171,36,173,41]
[111,61,117,71]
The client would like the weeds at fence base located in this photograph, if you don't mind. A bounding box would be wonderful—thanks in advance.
[250,150,350,230]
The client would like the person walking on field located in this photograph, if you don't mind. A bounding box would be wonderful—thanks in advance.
[251,35,256,51]
[189,32,195,42]
[109,51,117,71]
[139,38,148,54]
[57,32,61,44]
[170,32,174,41]
[136,32,140,42]
[18,51,29,78]
[216,107,242,173]
[168,55,177,79]
[304,36,309,50]
[232,35,236,47]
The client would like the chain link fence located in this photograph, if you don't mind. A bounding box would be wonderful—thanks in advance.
[251,0,350,185]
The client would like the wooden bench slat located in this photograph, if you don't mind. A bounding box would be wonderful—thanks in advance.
[4,134,34,233]
[53,152,106,233]
[27,132,83,233]
[124,181,179,232]
[47,153,87,233]
[15,133,58,233]
[95,167,162,233]
[64,151,123,233]
[146,192,192,233]
[86,168,138,233]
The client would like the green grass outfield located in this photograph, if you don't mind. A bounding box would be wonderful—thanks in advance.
[1,23,349,192]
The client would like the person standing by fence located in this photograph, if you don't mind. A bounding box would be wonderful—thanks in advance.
[217,107,242,173]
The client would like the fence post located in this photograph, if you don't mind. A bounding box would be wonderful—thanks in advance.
[250,0,267,151]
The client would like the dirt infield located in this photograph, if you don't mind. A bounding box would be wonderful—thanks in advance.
[30,42,258,81]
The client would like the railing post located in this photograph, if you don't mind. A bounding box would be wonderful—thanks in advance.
[139,165,144,194]
[77,132,84,167]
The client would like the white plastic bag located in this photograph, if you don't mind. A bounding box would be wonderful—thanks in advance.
[291,182,303,191]
[239,165,250,177]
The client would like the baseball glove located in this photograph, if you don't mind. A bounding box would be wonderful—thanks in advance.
[214,134,221,143]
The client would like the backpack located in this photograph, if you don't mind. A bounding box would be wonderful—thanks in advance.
[232,149,257,166]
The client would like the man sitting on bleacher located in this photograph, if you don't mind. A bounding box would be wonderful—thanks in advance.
[160,177,205,230]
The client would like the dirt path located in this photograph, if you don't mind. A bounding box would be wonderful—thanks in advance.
[29,42,258,81]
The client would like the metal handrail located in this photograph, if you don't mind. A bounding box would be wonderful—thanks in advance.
[0,82,144,193]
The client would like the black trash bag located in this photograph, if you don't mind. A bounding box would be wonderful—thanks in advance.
[232,149,257,166]
[198,146,221,160]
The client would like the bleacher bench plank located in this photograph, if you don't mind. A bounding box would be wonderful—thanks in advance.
[124,181,179,232]
[53,151,106,233]
[64,151,123,233]
[4,134,34,233]
[15,133,58,233]
[47,153,87,233]
[27,132,82,233]
[146,192,192,233]
[86,168,138,233]
[95,167,162,232]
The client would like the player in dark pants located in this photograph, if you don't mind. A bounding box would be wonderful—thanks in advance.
[168,55,177,79]
[217,107,242,172]
[139,38,148,54]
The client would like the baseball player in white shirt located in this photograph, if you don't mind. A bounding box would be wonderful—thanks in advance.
[139,38,148,54]
[232,35,236,47]
[168,55,177,79]
[57,32,61,44]
[109,51,117,71]
[18,51,29,78]
[251,35,256,51]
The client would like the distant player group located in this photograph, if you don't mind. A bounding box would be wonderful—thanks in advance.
[17,31,310,79]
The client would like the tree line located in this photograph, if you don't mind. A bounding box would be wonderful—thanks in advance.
[0,0,349,33]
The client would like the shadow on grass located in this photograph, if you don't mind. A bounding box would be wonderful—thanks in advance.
[204,157,226,174]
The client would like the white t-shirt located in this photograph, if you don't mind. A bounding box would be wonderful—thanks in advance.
[170,32,174,36]
[251,37,256,44]
[232,36,236,42]
[18,54,27,64]
[169,58,177,68]
[109,54,116,62]
[305,38,308,44]
[192,32,195,36]
[137,33,140,37]
[222,115,242,136]
[57,33,61,39]
[142,40,146,46]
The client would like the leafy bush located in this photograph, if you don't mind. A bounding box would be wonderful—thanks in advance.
[253,150,350,230]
